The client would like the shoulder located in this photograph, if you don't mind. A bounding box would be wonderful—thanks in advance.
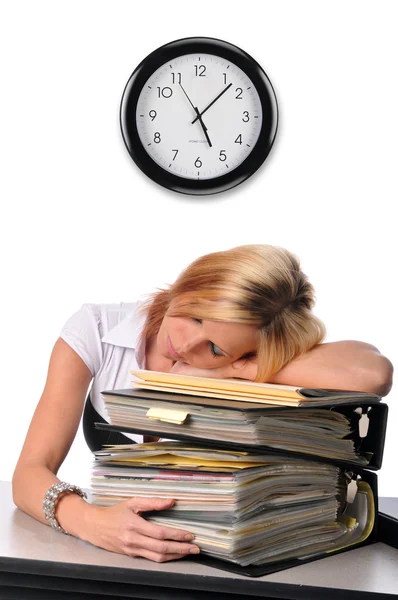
[86,301,147,343]
[60,301,139,343]
[98,301,140,333]
[59,301,140,377]
[71,301,138,329]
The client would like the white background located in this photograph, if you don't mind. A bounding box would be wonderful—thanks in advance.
[1,1,396,495]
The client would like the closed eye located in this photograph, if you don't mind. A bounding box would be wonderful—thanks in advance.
[192,318,226,358]
[210,342,225,357]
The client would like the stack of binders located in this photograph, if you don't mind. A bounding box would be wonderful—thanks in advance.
[91,369,388,576]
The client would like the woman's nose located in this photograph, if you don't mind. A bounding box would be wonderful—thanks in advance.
[180,330,205,355]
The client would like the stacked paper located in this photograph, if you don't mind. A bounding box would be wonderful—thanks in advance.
[102,391,370,465]
[130,369,381,406]
[90,442,367,566]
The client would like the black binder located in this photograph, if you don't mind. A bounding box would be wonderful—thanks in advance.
[92,434,380,577]
[96,387,388,470]
[195,469,379,577]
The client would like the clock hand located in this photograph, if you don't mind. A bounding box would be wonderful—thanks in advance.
[191,83,232,124]
[179,81,196,111]
[179,82,212,147]
[194,107,212,148]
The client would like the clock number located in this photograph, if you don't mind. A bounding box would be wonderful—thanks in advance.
[234,134,242,145]
[194,64,206,77]
[157,86,173,98]
[171,72,182,84]
[242,111,250,122]
[194,157,202,168]
[219,150,227,162]
[223,73,227,85]
[149,110,157,121]
[172,149,179,161]
[235,88,243,99]
[154,132,161,143]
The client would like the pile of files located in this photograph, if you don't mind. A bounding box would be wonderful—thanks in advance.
[90,370,387,575]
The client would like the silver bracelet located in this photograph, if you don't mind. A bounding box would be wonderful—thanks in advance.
[42,482,87,535]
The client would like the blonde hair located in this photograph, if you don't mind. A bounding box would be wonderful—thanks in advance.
[139,245,326,382]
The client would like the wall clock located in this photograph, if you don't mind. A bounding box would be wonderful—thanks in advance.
[120,37,278,196]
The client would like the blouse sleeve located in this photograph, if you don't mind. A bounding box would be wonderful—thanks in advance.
[59,303,103,377]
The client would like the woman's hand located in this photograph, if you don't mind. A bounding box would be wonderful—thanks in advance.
[84,497,199,562]
[170,356,258,381]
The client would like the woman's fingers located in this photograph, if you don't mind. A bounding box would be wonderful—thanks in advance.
[128,513,196,543]
[170,359,258,381]
[137,550,192,563]
[170,361,228,378]
[123,531,200,557]
[126,496,175,515]
[126,497,195,541]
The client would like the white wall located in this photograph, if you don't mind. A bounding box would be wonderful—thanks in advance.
[1,0,396,496]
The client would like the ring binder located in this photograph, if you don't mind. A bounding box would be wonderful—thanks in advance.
[90,372,388,576]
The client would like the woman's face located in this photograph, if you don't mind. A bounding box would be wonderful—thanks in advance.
[157,309,258,369]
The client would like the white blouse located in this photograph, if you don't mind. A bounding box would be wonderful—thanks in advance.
[60,301,147,443]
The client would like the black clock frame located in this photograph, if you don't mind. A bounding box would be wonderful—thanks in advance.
[120,37,278,196]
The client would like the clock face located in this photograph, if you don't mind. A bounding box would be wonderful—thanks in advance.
[136,54,263,180]
[121,38,278,195]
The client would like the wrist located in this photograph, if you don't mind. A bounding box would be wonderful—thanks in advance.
[55,491,93,541]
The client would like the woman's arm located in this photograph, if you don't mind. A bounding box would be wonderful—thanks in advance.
[12,339,198,561]
[268,341,393,395]
[12,338,94,535]
[171,341,393,396]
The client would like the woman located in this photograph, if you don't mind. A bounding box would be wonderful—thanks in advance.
[12,245,393,564]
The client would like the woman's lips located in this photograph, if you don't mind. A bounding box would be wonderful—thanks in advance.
[167,336,182,360]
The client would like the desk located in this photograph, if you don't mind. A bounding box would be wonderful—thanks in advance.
[1,481,397,599]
